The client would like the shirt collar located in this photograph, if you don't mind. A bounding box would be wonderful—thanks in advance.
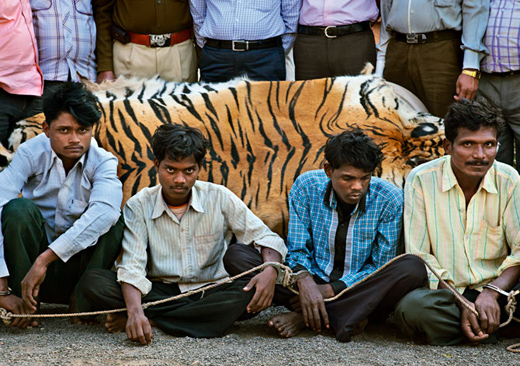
[441,155,498,194]
[151,182,205,219]
[49,147,87,170]
[324,180,367,214]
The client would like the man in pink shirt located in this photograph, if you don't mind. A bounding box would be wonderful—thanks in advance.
[294,0,379,79]
[0,0,43,158]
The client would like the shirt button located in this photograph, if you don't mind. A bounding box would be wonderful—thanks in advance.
[158,0,161,3]
[410,9,415,13]
[157,24,161,28]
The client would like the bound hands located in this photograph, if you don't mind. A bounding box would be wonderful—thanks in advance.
[0,278,31,328]
[460,290,500,344]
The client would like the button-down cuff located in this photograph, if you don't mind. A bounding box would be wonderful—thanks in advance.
[48,238,75,263]
[117,268,152,297]
[462,50,481,71]
[0,260,9,278]
[330,280,347,295]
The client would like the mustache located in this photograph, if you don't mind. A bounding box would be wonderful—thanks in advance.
[465,160,490,166]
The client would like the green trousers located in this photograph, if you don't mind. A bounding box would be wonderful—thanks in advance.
[2,198,124,309]
[395,286,520,345]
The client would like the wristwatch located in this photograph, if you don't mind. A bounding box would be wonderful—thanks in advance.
[462,69,482,79]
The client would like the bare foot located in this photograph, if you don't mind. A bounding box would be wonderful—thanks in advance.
[268,312,306,338]
[350,318,368,336]
[68,293,97,325]
[29,318,40,327]
[105,313,127,333]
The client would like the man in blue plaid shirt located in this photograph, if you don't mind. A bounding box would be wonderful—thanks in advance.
[267,129,427,341]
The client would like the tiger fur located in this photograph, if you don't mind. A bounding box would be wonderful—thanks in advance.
[1,73,444,237]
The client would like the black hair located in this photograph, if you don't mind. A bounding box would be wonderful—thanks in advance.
[43,82,101,126]
[324,128,383,172]
[444,98,505,143]
[151,123,208,165]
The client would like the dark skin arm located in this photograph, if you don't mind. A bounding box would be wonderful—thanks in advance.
[243,247,282,314]
[296,273,334,332]
[121,282,153,345]
[22,249,59,312]
[457,266,520,343]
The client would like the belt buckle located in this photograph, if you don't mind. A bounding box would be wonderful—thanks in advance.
[324,26,337,39]
[405,33,426,44]
[232,40,248,51]
[150,33,171,47]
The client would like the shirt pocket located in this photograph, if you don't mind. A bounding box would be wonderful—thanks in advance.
[194,232,224,269]
[74,0,93,15]
[31,0,52,11]
[475,220,507,260]
[250,0,274,12]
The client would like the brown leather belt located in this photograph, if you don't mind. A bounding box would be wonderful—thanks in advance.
[484,70,520,77]
[298,22,371,38]
[204,37,282,51]
[392,29,461,44]
[115,28,191,48]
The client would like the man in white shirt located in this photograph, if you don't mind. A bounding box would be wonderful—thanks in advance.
[0,82,123,328]
[78,123,286,344]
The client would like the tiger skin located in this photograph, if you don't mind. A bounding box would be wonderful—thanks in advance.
[1,74,444,237]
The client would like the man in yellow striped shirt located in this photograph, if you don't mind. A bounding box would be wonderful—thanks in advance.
[397,98,520,345]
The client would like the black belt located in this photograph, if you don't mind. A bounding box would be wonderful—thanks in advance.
[298,22,371,38]
[484,70,520,77]
[204,36,282,51]
[393,30,461,44]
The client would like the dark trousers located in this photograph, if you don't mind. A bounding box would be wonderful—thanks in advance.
[2,198,124,308]
[294,29,376,79]
[199,45,286,83]
[0,87,41,149]
[223,244,428,342]
[77,268,254,338]
[383,38,462,118]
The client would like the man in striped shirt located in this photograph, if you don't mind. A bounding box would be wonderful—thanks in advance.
[398,98,520,345]
[78,124,286,345]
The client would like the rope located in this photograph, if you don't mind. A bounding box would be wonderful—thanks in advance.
[1,254,519,352]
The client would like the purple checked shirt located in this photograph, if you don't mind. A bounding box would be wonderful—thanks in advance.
[481,0,520,73]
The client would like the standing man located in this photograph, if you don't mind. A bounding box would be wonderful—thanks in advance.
[295,0,379,79]
[190,0,299,82]
[478,0,520,170]
[397,98,520,345]
[0,0,43,154]
[93,0,197,83]
[230,129,426,342]
[30,0,97,87]
[0,82,123,328]
[377,0,489,118]
[78,124,287,345]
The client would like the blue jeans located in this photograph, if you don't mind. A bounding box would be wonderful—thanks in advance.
[199,45,286,83]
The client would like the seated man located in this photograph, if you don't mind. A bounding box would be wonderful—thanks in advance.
[78,124,287,344]
[396,98,520,345]
[0,82,124,328]
[227,129,427,342]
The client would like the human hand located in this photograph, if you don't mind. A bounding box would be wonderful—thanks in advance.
[243,266,277,313]
[475,289,501,335]
[454,72,479,101]
[0,294,32,328]
[297,274,329,332]
[126,309,153,345]
[21,261,48,312]
[460,301,489,344]
[97,71,116,83]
